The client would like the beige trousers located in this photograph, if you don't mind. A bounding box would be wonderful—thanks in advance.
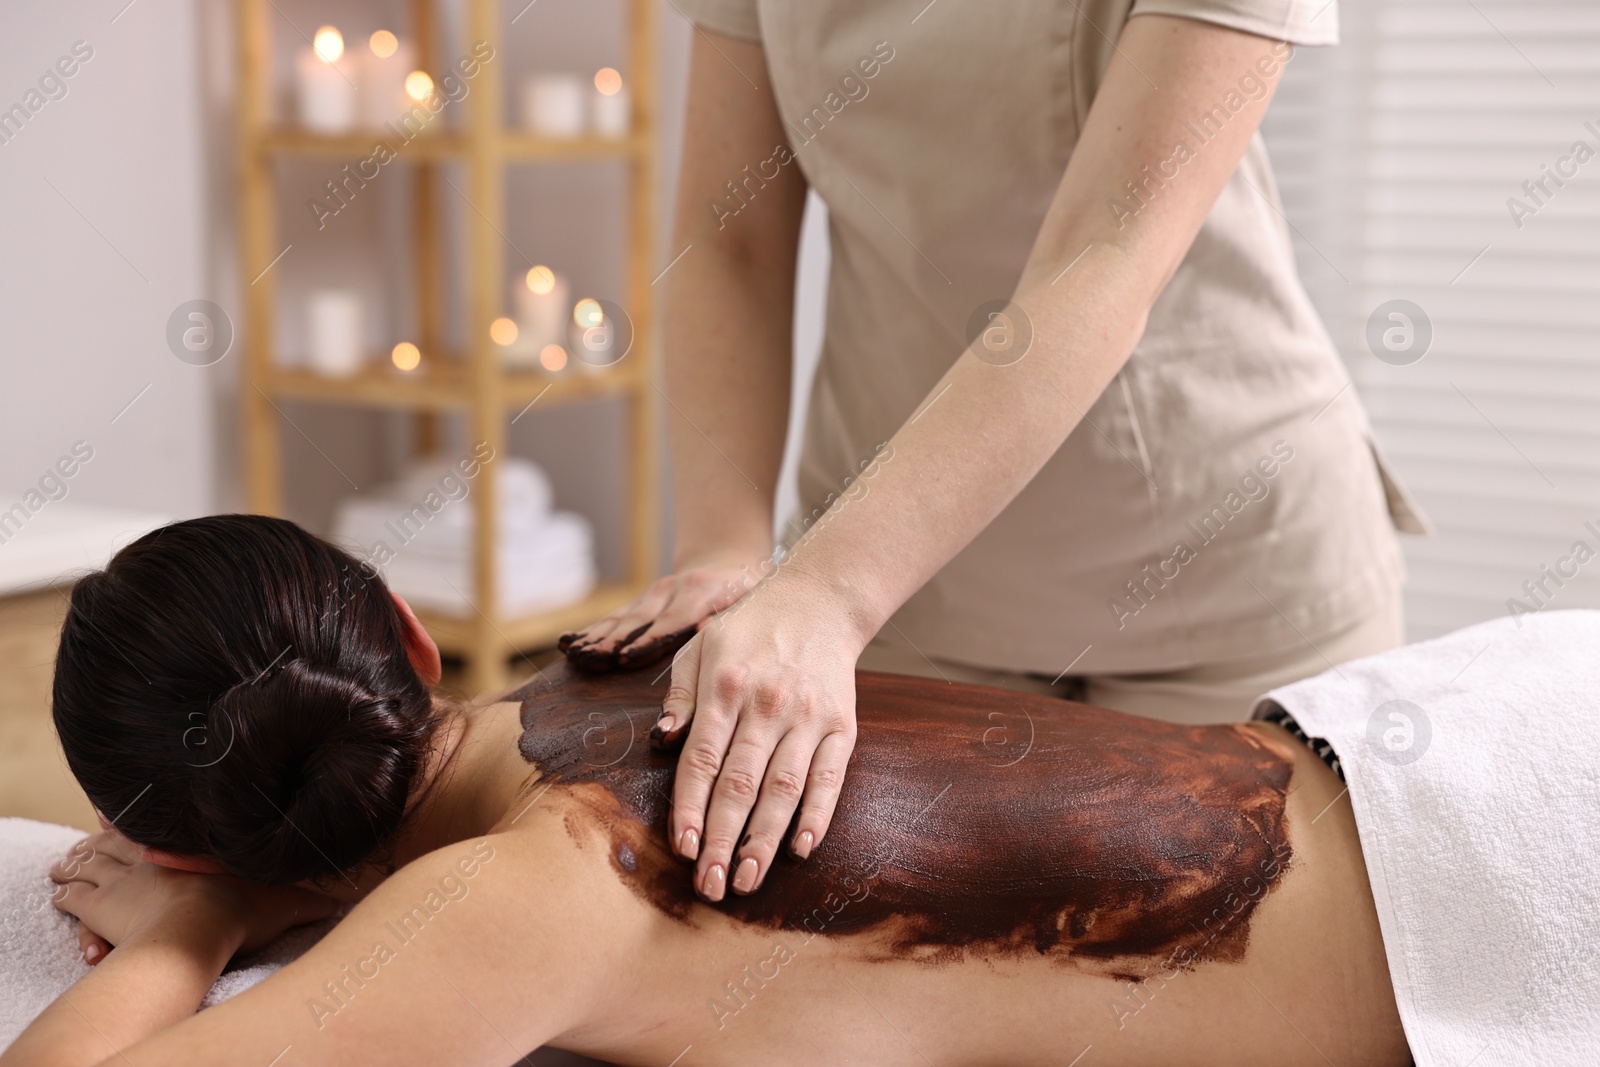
[857,593,1405,725]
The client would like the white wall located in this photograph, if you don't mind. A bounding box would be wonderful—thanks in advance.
[0,1,211,519]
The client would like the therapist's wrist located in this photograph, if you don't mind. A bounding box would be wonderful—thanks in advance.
[770,557,882,654]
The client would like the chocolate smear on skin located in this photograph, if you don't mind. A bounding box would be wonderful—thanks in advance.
[515,661,1295,968]
[558,624,696,673]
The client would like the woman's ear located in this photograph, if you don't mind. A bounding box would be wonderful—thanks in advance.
[391,593,443,687]
[141,848,229,874]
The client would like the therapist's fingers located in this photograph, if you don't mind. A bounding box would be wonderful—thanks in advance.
[788,727,857,861]
[693,714,787,903]
[613,568,750,669]
[652,634,702,751]
[729,730,817,895]
[612,623,698,671]
[662,638,713,860]
[559,581,675,665]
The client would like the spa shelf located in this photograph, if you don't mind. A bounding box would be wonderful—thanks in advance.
[235,0,661,695]
[265,361,642,414]
[259,128,650,164]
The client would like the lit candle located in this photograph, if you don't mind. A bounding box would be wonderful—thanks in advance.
[490,317,519,346]
[358,30,415,128]
[569,298,613,373]
[306,290,364,376]
[539,344,569,374]
[591,68,629,140]
[514,265,571,354]
[523,75,585,138]
[391,341,421,373]
[296,26,357,133]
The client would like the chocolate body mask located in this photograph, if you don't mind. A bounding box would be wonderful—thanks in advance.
[514,663,1295,969]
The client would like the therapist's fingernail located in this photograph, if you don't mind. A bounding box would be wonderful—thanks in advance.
[732,856,759,894]
[84,944,102,964]
[790,830,814,860]
[701,863,726,901]
[679,826,700,860]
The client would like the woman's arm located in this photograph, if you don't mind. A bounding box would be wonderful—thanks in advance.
[4,833,604,1067]
[561,30,808,670]
[664,15,1299,899]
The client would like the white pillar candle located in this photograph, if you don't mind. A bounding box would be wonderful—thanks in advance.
[514,266,571,352]
[592,84,629,139]
[358,33,415,128]
[307,290,365,376]
[522,75,585,139]
[296,30,357,134]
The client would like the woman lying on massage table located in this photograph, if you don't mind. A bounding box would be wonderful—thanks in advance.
[6,516,1410,1067]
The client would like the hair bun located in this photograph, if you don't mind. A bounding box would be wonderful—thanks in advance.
[196,657,431,885]
[53,515,442,886]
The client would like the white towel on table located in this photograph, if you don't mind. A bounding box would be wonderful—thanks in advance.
[0,819,333,1049]
[1254,609,1600,1067]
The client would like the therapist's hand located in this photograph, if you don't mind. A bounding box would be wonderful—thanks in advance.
[559,550,767,672]
[659,568,863,901]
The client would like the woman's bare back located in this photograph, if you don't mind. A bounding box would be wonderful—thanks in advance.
[506,664,1409,1067]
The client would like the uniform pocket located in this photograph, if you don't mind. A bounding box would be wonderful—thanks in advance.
[1367,434,1432,536]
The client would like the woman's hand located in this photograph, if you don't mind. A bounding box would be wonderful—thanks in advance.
[50,832,339,961]
[559,550,770,672]
[659,568,865,901]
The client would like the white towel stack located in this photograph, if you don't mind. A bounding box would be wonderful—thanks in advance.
[332,457,597,616]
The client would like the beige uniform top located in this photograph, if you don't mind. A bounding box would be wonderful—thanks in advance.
[678,0,1423,674]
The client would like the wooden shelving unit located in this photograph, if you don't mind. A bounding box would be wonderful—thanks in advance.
[234,0,660,693]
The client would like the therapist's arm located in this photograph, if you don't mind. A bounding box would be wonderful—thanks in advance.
[665,14,1298,900]
[559,31,806,669]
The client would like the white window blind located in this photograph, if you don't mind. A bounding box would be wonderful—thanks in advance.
[1262,0,1600,640]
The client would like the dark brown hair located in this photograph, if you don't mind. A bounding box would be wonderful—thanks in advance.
[52,515,440,885]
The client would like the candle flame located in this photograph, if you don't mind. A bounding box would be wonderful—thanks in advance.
[595,68,623,96]
[404,71,434,101]
[369,30,399,59]
[539,345,568,372]
[573,298,603,328]
[525,265,556,295]
[490,317,519,346]
[391,342,421,371]
[313,26,345,63]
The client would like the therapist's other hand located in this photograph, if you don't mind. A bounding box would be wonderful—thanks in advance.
[559,552,766,673]
[661,570,862,901]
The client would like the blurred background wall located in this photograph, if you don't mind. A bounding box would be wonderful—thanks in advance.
[0,0,1595,639]
[0,2,212,518]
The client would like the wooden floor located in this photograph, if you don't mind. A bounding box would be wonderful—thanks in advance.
[0,589,95,831]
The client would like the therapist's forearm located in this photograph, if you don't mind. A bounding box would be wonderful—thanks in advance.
[661,32,808,570]
[777,258,1148,644]
[663,225,798,567]
[773,16,1286,644]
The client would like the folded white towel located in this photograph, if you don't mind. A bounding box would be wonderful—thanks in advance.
[333,459,556,559]
[394,456,553,524]
[379,520,597,616]
[1256,609,1600,1067]
[0,819,333,1049]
